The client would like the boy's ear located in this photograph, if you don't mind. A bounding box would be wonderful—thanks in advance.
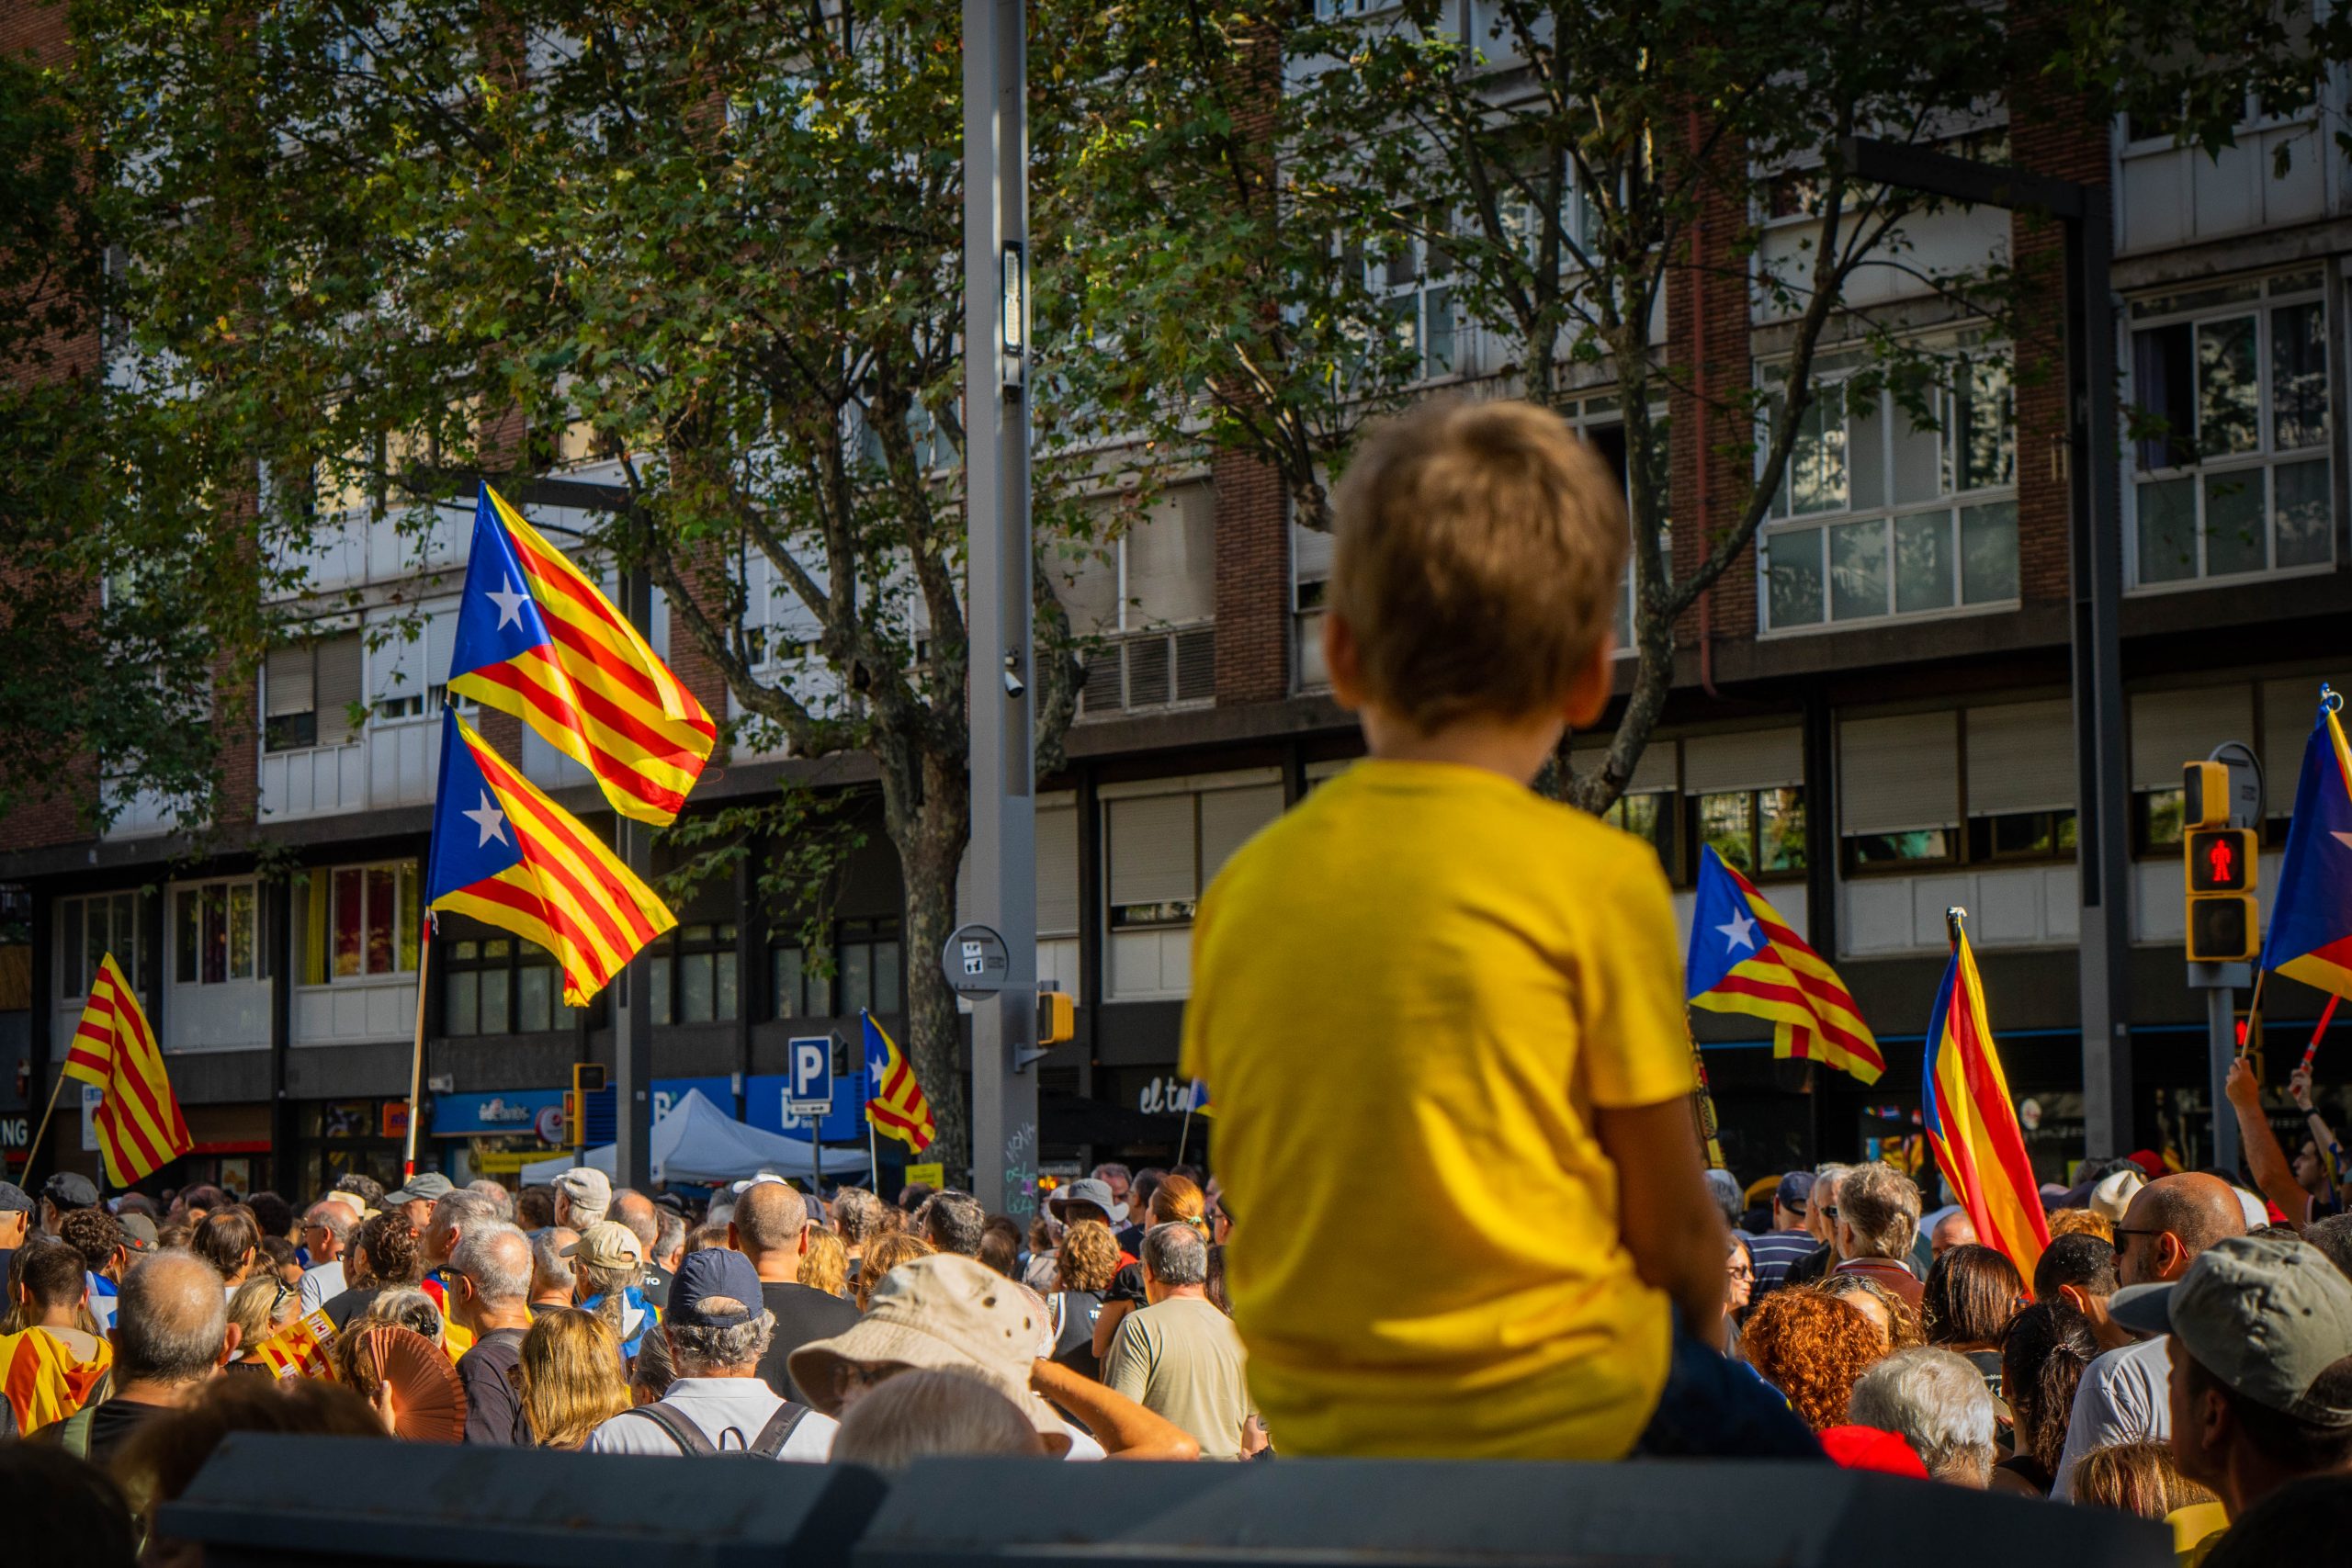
[1558,629,1614,729]
[1322,612,1366,712]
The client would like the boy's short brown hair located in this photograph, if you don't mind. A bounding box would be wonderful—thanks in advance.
[1329,399,1627,730]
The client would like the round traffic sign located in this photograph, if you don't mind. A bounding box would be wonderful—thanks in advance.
[944,923,1011,999]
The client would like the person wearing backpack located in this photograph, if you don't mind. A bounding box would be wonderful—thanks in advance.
[582,1248,835,1461]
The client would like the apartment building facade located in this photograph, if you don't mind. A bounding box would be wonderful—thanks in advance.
[4,6,2348,1195]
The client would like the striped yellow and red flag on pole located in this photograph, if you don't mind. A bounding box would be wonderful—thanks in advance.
[424,708,676,1005]
[1924,912,2051,1280]
[62,954,193,1188]
[862,1010,936,1154]
[446,485,716,827]
[1685,846,1884,1084]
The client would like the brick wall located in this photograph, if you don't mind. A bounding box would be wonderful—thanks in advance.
[1211,449,1291,704]
[2008,18,2107,607]
[1668,138,1760,651]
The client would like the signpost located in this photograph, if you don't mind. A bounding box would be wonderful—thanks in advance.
[2185,743,2264,1173]
[787,1033,837,1187]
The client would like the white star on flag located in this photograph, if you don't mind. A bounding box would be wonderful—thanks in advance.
[462,790,508,848]
[1716,908,1758,954]
[486,575,530,631]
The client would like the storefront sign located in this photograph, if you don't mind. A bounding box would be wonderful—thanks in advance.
[747,1071,868,1142]
[0,1112,29,1159]
[432,1089,564,1138]
[1135,1075,1195,1115]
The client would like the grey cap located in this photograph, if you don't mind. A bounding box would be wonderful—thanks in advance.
[2111,1234,2352,1425]
[1047,1177,1127,1225]
[0,1181,32,1213]
[118,1213,158,1252]
[383,1171,456,1207]
[44,1171,99,1211]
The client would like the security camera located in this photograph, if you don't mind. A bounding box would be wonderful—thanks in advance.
[1002,669,1026,697]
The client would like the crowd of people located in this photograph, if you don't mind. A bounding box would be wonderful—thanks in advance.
[4,400,2349,1568]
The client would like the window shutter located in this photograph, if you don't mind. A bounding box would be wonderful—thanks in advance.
[1682,729,1804,795]
[314,636,365,747]
[1569,736,1678,795]
[2261,678,2326,791]
[370,620,420,705]
[1036,803,1080,937]
[2129,686,2253,790]
[1199,784,1283,883]
[1123,481,1216,626]
[1840,712,1959,833]
[1107,795,1196,908]
[1965,701,2077,816]
[425,608,458,695]
[265,646,315,717]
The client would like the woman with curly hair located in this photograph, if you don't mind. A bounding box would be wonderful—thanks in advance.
[852,1230,935,1312]
[1047,1219,1122,1379]
[1740,1289,1885,1431]
[798,1229,850,1299]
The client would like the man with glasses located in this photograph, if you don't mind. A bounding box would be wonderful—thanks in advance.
[1782,1166,1849,1292]
[2051,1171,2246,1499]
[297,1198,359,1314]
[1747,1173,1819,1299]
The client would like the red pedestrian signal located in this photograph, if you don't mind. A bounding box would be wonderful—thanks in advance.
[2186,829,2256,893]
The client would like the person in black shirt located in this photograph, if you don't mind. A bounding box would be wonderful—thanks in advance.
[612,1190,673,1310]
[35,1251,237,1462]
[729,1182,857,1405]
[448,1224,537,1445]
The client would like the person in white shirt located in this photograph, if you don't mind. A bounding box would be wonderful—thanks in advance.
[2049,1172,2245,1499]
[584,1248,836,1461]
[298,1199,359,1314]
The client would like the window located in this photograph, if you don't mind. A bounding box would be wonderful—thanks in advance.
[1601,793,1677,872]
[769,919,902,1020]
[173,880,265,986]
[369,610,458,723]
[1839,712,1960,869]
[58,891,146,998]
[296,863,419,983]
[265,635,365,752]
[1695,789,1807,877]
[2130,273,2331,585]
[2128,685,2255,857]
[1367,212,1456,383]
[1963,700,2078,864]
[1760,351,2019,631]
[773,942,830,1021]
[444,936,581,1037]
[1564,397,1669,653]
[650,923,740,1027]
[1103,783,1283,930]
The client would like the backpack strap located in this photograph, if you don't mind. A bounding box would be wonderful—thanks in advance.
[57,1400,100,1460]
[749,1402,812,1460]
[621,1402,718,1456]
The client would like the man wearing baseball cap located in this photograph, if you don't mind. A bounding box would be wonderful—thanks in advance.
[2108,1233,2352,1555]
[563,1220,657,1358]
[1747,1173,1819,1299]
[380,1171,454,1234]
[583,1248,837,1461]
[551,1166,611,1230]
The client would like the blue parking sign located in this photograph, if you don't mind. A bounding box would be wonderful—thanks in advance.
[787,1034,834,1116]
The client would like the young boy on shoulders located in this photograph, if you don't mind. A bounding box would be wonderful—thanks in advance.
[1182,399,1790,1460]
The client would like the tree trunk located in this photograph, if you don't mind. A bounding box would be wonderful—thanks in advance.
[886,773,971,1183]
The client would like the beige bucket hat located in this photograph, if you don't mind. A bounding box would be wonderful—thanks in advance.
[788,1253,1071,1453]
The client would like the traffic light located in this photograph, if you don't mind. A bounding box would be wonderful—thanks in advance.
[1037,984,1076,1047]
[2181,760,2258,962]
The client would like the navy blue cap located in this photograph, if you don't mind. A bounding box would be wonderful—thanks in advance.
[1776,1171,1816,1212]
[669,1248,764,1328]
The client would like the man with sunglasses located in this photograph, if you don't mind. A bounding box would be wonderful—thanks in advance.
[2051,1171,2246,1499]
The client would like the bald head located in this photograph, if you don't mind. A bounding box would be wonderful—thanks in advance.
[730,1182,811,1277]
[2117,1173,2246,1286]
[611,1190,660,1258]
[114,1251,232,1384]
[1930,1211,1977,1257]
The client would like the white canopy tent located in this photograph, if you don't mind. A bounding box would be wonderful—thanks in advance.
[518,1088,870,1187]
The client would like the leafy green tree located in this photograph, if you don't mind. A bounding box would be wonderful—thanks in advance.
[1078,1,2019,809]
[69,0,1141,1169]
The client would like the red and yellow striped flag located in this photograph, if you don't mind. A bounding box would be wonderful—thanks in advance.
[62,954,193,1188]
[251,1308,338,1380]
[447,484,717,827]
[0,1327,113,1433]
[862,1010,935,1154]
[424,708,676,1006]
[1925,919,2050,1281]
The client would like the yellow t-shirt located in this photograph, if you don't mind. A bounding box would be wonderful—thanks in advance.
[1180,759,1695,1460]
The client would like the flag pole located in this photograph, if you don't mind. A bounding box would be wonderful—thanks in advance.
[1176,1095,1196,1168]
[402,922,433,1178]
[19,1061,72,1185]
[2235,968,2268,1059]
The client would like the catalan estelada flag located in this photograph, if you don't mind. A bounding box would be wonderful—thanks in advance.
[863,1010,935,1154]
[1924,916,2049,1280]
[2256,686,2352,999]
[1685,846,1884,1084]
[424,707,675,1006]
[251,1308,338,1381]
[447,485,716,826]
[0,1327,112,1434]
[62,954,193,1187]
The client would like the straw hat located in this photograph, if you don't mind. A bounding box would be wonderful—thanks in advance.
[788,1253,1072,1455]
